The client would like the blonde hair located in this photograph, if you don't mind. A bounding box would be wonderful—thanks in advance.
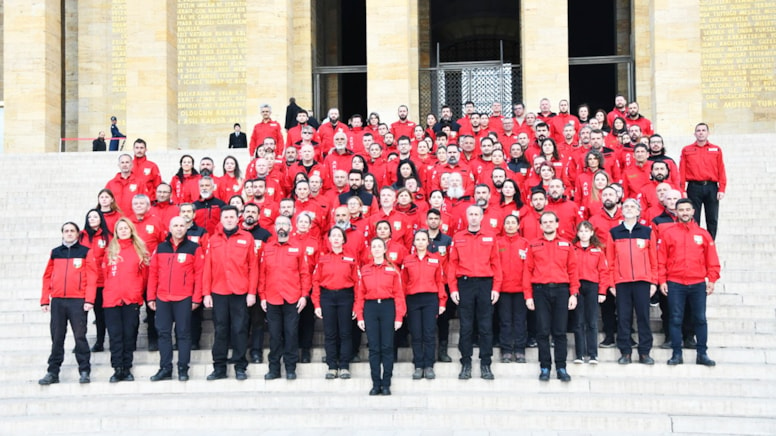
[107,218,150,266]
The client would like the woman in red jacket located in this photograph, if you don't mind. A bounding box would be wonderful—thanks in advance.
[572,221,610,364]
[169,155,201,204]
[401,230,446,380]
[313,227,359,380]
[96,188,122,233]
[102,217,150,383]
[356,238,406,396]
[496,214,530,363]
[80,209,111,352]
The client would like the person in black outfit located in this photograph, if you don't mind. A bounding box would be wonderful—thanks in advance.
[229,123,248,149]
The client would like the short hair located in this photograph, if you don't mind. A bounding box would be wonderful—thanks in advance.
[427,208,441,218]
[539,211,559,223]
[243,203,260,213]
[675,198,694,209]
[260,103,271,111]
[348,169,363,178]
[622,198,642,211]
[61,221,80,233]
[633,143,649,153]
[221,205,240,216]
[133,138,146,147]
[234,123,241,128]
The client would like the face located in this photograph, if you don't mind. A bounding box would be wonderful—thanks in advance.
[622,201,640,219]
[132,197,150,216]
[417,140,430,156]
[663,191,681,210]
[540,99,551,113]
[133,142,146,158]
[593,173,609,190]
[261,107,271,119]
[531,193,546,211]
[296,215,311,233]
[301,129,314,141]
[578,106,589,119]
[369,144,382,159]
[628,125,642,141]
[115,221,132,240]
[649,137,664,153]
[363,175,375,190]
[590,133,604,149]
[435,146,448,163]
[223,158,236,173]
[399,163,412,178]
[695,124,709,142]
[470,114,480,127]
[502,181,516,197]
[652,163,669,181]
[491,102,502,115]
[559,100,569,113]
[375,223,391,240]
[536,125,549,140]
[118,155,132,173]
[98,192,113,208]
[427,114,437,125]
[398,106,408,120]
[563,126,575,140]
[602,189,618,208]
[62,224,79,244]
[414,125,425,139]
[481,140,494,156]
[334,208,350,225]
[441,107,453,119]
[383,133,394,145]
[615,96,627,109]
[596,111,606,123]
[329,230,344,247]
[87,211,101,229]
[362,135,374,150]
[548,180,564,199]
[380,189,396,208]
[440,173,451,190]
[513,104,524,117]
[398,140,411,155]
[613,118,625,130]
[285,147,298,163]
[333,171,347,188]
[492,150,505,165]
[253,180,266,197]
[300,146,314,161]
[540,215,559,234]
[413,232,430,251]
[492,170,506,188]
[540,165,555,180]
[503,216,519,235]
[199,179,214,199]
[200,159,214,175]
[542,140,555,155]
[587,154,600,169]
[275,219,291,238]
[242,206,258,225]
[351,117,363,128]
[474,186,490,204]
[328,108,339,123]
[628,102,639,117]
[589,119,600,129]
[369,113,379,126]
[170,218,187,240]
[348,173,363,190]
[427,213,441,230]
[525,113,536,125]
[466,207,483,227]
[180,206,195,223]
[446,147,460,164]
[396,191,411,206]
[577,225,593,242]
[429,191,444,207]
[634,147,649,163]
[295,182,310,199]
[370,238,387,258]
[378,124,389,136]
[347,198,361,215]
[156,185,171,203]
[676,202,695,223]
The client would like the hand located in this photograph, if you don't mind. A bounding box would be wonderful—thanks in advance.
[660,283,668,295]
[490,291,500,305]
[609,286,616,297]
[568,294,577,310]
[191,303,199,311]
[394,321,403,331]
[438,306,446,316]
[706,281,715,295]
[351,311,357,320]
[296,296,307,313]
[83,303,94,312]
[357,320,365,331]
[451,291,460,305]
[649,284,657,297]
[41,305,50,313]
[260,300,267,312]
[717,192,725,201]
[597,294,606,304]
[525,298,535,311]
[314,308,323,319]
[147,301,156,311]
[246,294,257,307]
[203,295,213,308]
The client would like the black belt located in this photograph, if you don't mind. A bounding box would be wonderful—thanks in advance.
[458,276,491,281]
[688,180,716,186]
[322,287,354,292]
[367,298,393,304]
[535,283,569,288]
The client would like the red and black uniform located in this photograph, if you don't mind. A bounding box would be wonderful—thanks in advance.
[679,141,726,240]
[402,251,447,370]
[193,196,226,236]
[496,234,529,355]
[79,229,109,349]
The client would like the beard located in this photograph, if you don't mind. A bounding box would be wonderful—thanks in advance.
[493,180,504,189]
[653,173,666,182]
[244,216,256,226]
[603,199,616,209]
[335,220,349,230]
[476,199,488,208]
[200,168,212,177]
[447,186,464,199]
[277,229,289,238]
[447,156,458,165]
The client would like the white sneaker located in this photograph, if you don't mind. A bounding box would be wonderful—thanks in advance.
[573,357,584,364]
[589,357,599,365]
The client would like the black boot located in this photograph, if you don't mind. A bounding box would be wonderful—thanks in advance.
[438,341,452,363]
[109,368,123,383]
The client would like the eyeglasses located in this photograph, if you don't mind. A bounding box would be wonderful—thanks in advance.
[302,131,313,135]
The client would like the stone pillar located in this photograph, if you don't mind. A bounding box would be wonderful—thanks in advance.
[366,0,420,126]
[124,0,177,149]
[291,0,314,110]
[649,0,702,136]
[4,0,62,153]
[520,0,569,114]
[77,0,112,151]
[633,0,653,119]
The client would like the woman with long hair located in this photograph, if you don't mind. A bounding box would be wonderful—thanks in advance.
[96,188,122,232]
[498,179,523,221]
[217,155,243,201]
[356,238,406,395]
[496,214,530,363]
[595,109,610,133]
[80,209,111,352]
[170,154,200,204]
[102,218,150,382]
[363,173,380,197]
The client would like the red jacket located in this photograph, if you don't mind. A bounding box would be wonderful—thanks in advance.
[447,229,503,293]
[367,208,413,248]
[517,206,544,241]
[318,121,350,153]
[102,239,148,307]
[625,115,654,136]
[203,226,258,296]
[169,173,201,205]
[679,142,727,193]
[193,196,226,236]
[658,221,720,285]
[608,222,658,285]
[41,242,97,305]
[105,173,147,217]
[545,197,580,239]
[259,240,312,305]
[401,252,447,306]
[574,243,612,295]
[523,235,580,298]
[129,214,167,255]
[216,174,244,202]
[249,119,284,157]
[497,234,529,293]
[132,156,163,201]
[355,261,406,322]
[149,201,179,232]
[390,120,417,140]
[79,230,109,288]
[311,250,359,309]
[147,238,204,303]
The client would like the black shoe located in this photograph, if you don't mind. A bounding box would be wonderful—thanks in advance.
[684,338,698,350]
[79,371,90,384]
[300,349,311,363]
[599,338,616,348]
[458,364,472,380]
[123,370,134,382]
[207,370,227,381]
[424,367,435,380]
[381,386,391,396]
[264,371,281,380]
[150,368,173,381]
[250,350,262,364]
[539,368,550,381]
[696,355,716,367]
[109,368,123,383]
[660,340,673,349]
[500,352,513,363]
[148,340,159,352]
[90,343,104,352]
[480,364,494,380]
[514,353,527,364]
[286,371,297,380]
[639,354,655,365]
[412,368,424,380]
[526,338,538,348]
[667,355,683,365]
[618,354,632,364]
[630,337,638,348]
[369,386,381,396]
[39,372,59,385]
[556,368,571,382]
[178,369,189,381]
[438,342,452,363]
[235,369,247,380]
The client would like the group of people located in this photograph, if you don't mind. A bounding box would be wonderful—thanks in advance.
[40,97,723,395]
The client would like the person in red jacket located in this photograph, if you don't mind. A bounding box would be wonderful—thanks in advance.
[102,218,150,383]
[679,122,726,240]
[356,238,406,396]
[106,153,147,216]
[659,199,721,367]
[496,214,529,364]
[96,188,122,233]
[402,230,447,380]
[149,183,178,232]
[130,138,162,201]
[523,212,579,382]
[608,198,658,365]
[38,222,97,385]
[169,155,201,205]
[571,221,611,365]
[448,205,502,381]
[259,215,312,381]
[79,210,110,353]
[249,103,284,157]
[390,104,417,140]
[203,206,258,381]
[147,216,205,382]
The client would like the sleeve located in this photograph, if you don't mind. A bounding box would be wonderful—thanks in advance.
[354,275,365,321]
[192,246,205,304]
[679,147,688,190]
[257,250,267,300]
[202,244,213,296]
[489,241,503,292]
[40,256,54,306]
[648,229,659,284]
[522,245,534,300]
[446,241,459,293]
[147,253,159,302]
[717,149,727,193]
[393,271,406,321]
[705,234,721,283]
[657,229,669,285]
[597,251,612,294]
[249,125,260,157]
[311,262,322,309]
[567,244,580,296]
[299,254,312,298]
[435,261,448,307]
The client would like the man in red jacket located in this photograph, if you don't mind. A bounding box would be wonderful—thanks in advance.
[679,122,726,240]
[131,138,162,201]
[147,216,205,382]
[448,206,502,380]
[39,222,96,385]
[203,206,258,381]
[249,104,284,157]
[659,199,720,367]
[259,215,312,380]
[106,154,147,215]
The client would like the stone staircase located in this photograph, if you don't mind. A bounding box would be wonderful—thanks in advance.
[0,134,774,435]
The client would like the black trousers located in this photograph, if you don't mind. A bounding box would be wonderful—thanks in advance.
[687,181,719,240]
[191,304,204,348]
[91,287,106,345]
[211,294,248,372]
[533,284,570,370]
[266,302,300,373]
[407,292,439,369]
[104,303,140,369]
[320,288,354,370]
[573,281,600,359]
[659,290,694,342]
[144,295,157,343]
[457,277,494,366]
[497,292,528,354]
[364,299,395,388]
[248,303,266,353]
[155,297,192,371]
[616,281,653,355]
[436,284,456,343]
[47,298,90,374]
[600,288,617,340]
[298,292,315,350]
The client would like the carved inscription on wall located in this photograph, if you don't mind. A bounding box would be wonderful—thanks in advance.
[111,0,127,113]
[700,0,776,121]
[177,0,247,126]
